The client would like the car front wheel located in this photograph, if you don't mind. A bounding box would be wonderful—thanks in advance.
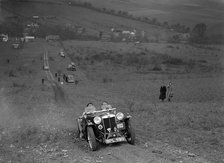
[126,120,135,145]
[76,119,81,138]
[87,126,98,151]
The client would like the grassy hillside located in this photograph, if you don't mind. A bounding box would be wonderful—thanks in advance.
[1,0,176,40]
[77,0,224,35]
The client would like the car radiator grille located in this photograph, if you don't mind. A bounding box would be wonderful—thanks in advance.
[103,117,116,133]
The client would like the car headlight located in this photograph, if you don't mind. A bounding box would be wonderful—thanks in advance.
[116,112,124,120]
[93,116,101,124]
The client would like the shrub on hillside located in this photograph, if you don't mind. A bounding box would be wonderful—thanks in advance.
[208,34,224,44]
[162,57,184,65]
[12,82,25,88]
[152,65,162,71]
[168,35,181,43]
[110,54,123,64]
[36,25,98,40]
[9,70,16,77]
[102,77,113,83]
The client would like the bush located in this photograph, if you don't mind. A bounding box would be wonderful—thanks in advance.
[36,24,98,41]
[162,57,184,65]
[0,20,24,37]
[9,70,16,77]
[49,56,54,61]
[152,65,162,71]
[12,82,25,88]
[102,77,112,83]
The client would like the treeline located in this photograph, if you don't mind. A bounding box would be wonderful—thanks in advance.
[68,1,224,44]
[0,19,24,37]
[68,1,190,33]
[189,23,224,44]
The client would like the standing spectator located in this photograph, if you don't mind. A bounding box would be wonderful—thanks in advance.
[42,78,44,85]
[167,82,173,102]
[159,83,167,102]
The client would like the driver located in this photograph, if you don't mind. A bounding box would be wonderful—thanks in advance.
[78,103,96,139]
[84,103,96,114]
[101,101,112,110]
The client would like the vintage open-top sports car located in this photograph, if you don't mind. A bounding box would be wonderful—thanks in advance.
[77,107,135,151]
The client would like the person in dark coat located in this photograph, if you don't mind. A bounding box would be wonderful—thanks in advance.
[42,78,44,85]
[159,85,167,101]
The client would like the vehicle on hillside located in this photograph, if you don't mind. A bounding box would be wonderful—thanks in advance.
[77,106,135,151]
[12,37,24,49]
[32,15,39,19]
[12,43,23,49]
[0,34,8,42]
[67,62,76,71]
[59,50,65,58]
[43,65,49,70]
[63,74,74,83]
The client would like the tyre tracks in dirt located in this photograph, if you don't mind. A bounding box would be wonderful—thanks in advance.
[43,46,66,104]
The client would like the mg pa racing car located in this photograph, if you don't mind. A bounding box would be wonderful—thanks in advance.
[77,107,135,151]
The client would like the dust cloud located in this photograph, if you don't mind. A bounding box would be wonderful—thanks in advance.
[0,87,75,143]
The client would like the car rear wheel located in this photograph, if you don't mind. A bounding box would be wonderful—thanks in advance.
[126,120,135,145]
[87,126,98,151]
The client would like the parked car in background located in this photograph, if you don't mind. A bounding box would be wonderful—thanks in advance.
[67,62,76,71]
[59,50,65,58]
[0,34,8,42]
[63,74,74,83]
[12,43,23,49]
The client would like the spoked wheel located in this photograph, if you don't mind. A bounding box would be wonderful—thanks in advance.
[87,126,98,151]
[126,120,135,145]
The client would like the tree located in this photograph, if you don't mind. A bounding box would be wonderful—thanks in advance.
[185,27,191,33]
[163,21,169,28]
[152,18,157,25]
[192,23,207,38]
[190,23,207,43]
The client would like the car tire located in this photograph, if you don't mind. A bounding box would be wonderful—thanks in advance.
[87,126,98,151]
[126,120,135,145]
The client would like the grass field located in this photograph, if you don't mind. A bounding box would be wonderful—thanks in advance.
[61,39,224,162]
